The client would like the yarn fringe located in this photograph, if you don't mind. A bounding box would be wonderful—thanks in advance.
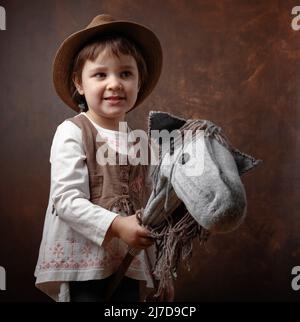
[145,206,209,301]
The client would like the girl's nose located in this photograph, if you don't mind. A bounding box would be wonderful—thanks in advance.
[107,76,123,91]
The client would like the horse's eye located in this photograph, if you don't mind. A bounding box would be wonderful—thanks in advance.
[179,152,190,165]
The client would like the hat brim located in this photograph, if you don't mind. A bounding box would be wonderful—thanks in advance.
[53,20,163,113]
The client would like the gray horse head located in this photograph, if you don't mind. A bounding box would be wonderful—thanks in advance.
[144,111,261,233]
[138,111,261,300]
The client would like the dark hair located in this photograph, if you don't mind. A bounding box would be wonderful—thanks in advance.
[70,34,148,111]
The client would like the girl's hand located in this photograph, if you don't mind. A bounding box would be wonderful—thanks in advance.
[108,214,154,249]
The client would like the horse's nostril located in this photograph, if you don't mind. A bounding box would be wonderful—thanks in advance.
[180,152,190,164]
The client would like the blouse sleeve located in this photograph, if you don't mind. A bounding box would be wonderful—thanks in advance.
[50,120,119,246]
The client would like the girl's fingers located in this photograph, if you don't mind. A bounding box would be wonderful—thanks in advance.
[140,237,154,247]
[132,236,154,249]
[138,226,152,237]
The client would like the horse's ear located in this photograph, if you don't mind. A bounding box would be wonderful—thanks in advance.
[148,111,186,135]
[232,149,262,176]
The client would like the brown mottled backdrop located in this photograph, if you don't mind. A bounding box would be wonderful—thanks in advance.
[0,0,299,302]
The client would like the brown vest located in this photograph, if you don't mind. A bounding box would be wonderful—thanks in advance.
[67,114,151,216]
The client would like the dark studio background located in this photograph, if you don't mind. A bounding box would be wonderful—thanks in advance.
[0,0,299,302]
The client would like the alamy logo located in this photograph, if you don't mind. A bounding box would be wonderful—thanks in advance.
[291,266,300,291]
[94,122,205,178]
[0,266,6,290]
[0,6,6,30]
[291,6,300,31]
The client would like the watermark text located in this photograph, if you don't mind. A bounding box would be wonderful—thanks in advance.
[291,266,300,291]
[0,6,6,31]
[291,6,300,30]
[94,122,205,177]
[0,266,6,290]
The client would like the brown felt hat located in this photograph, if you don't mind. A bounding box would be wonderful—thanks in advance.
[53,14,163,113]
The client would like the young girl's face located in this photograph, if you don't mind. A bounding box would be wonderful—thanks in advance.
[75,48,140,121]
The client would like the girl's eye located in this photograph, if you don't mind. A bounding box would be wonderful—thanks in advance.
[121,71,132,78]
[95,72,106,78]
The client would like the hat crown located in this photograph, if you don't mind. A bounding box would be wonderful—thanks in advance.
[86,14,115,29]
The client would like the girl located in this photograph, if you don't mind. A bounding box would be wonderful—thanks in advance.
[34,14,163,302]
